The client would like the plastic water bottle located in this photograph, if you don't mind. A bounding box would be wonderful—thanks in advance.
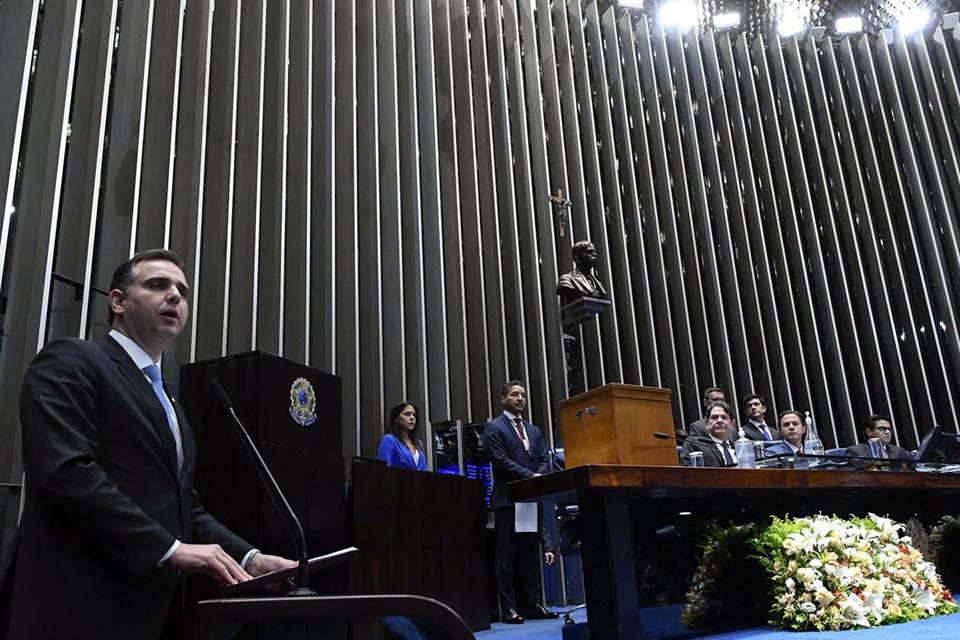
[735,428,756,468]
[803,412,825,457]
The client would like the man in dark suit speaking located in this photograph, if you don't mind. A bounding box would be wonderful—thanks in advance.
[484,381,558,624]
[2,249,295,639]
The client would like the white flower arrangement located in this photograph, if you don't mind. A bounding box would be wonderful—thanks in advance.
[754,514,959,631]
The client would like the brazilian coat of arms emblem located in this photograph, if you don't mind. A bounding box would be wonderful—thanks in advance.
[288,377,317,426]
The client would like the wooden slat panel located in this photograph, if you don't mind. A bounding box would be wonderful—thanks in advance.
[95,1,155,283]
[310,0,336,372]
[49,0,118,342]
[356,0,384,453]
[136,0,184,251]
[169,0,213,374]
[256,0,289,355]
[226,0,265,356]
[284,0,311,363]
[0,0,82,481]
[451,0,492,420]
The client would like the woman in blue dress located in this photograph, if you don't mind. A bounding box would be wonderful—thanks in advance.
[377,401,428,470]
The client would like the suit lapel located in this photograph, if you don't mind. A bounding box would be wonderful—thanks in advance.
[100,336,181,481]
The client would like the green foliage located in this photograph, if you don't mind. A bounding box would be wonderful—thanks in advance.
[930,515,960,591]
[681,522,769,629]
[683,513,960,632]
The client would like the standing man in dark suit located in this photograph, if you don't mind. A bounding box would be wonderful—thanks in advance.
[846,414,913,463]
[741,394,777,442]
[2,249,295,640]
[484,381,558,624]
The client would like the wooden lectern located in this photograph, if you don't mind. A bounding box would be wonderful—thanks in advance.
[179,351,347,590]
[559,384,677,467]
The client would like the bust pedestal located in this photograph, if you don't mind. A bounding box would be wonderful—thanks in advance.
[559,296,611,397]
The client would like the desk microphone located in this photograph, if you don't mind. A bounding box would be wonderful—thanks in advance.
[209,379,315,596]
[653,432,739,467]
[653,431,693,443]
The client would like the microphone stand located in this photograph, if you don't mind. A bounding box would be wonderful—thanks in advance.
[210,380,316,596]
[653,431,739,467]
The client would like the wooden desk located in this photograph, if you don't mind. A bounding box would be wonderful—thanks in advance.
[508,465,960,640]
[351,463,490,633]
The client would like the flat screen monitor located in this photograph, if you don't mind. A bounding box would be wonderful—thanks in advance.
[916,425,960,463]
[463,423,493,509]
[432,425,460,476]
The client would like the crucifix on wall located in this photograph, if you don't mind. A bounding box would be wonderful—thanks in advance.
[548,188,572,238]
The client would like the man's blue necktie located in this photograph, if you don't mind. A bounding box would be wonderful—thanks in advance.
[761,424,772,440]
[143,364,183,470]
[721,443,734,465]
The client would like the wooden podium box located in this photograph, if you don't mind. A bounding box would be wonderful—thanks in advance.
[559,384,677,467]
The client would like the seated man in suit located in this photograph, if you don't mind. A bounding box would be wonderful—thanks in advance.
[687,387,727,438]
[763,410,809,468]
[681,401,738,467]
[741,393,777,442]
[2,249,295,640]
[483,381,558,624]
[846,414,913,466]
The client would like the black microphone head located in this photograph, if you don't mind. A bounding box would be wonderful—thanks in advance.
[653,431,672,440]
[209,378,234,411]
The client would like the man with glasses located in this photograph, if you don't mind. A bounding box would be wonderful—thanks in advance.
[846,414,913,462]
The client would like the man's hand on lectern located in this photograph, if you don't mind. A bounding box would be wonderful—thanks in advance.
[246,552,298,577]
[168,543,252,584]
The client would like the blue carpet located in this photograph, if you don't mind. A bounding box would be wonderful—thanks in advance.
[475,607,960,639]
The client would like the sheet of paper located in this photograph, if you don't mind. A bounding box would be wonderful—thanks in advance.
[515,502,537,532]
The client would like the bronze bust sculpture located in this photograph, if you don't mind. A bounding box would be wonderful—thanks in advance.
[557,241,607,307]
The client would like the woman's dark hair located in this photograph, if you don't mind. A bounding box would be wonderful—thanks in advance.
[386,401,421,446]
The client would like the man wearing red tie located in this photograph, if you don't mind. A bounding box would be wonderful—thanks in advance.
[483,381,557,624]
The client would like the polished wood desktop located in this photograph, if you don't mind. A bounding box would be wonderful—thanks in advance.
[509,465,960,640]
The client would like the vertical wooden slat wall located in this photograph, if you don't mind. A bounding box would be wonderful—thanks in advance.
[5,1,960,489]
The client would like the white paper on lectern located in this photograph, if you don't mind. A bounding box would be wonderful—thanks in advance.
[515,502,537,532]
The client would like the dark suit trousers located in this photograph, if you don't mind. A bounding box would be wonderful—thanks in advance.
[494,508,541,615]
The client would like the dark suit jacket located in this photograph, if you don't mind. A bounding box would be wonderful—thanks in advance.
[484,414,549,510]
[741,421,776,442]
[846,442,913,461]
[3,336,252,640]
[764,441,809,468]
[687,418,707,438]
[680,437,734,468]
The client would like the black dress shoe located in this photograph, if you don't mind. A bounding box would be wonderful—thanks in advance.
[501,610,525,624]
[525,604,559,620]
